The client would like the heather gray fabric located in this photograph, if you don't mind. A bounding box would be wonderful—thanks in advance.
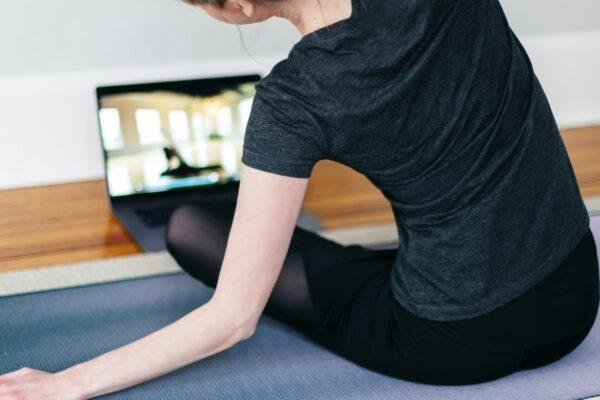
[1,217,599,399]
[241,0,590,320]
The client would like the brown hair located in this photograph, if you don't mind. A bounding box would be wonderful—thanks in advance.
[184,0,227,7]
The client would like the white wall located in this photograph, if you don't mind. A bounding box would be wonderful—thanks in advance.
[0,0,300,76]
[0,0,599,190]
[500,0,600,35]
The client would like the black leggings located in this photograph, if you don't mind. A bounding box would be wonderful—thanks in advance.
[165,201,600,385]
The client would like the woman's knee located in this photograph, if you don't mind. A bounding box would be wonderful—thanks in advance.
[165,202,234,285]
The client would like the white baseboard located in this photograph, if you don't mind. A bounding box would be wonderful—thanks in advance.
[0,30,599,190]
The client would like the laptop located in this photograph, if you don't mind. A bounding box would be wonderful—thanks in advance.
[96,75,322,251]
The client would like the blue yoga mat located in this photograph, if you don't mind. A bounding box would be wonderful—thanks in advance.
[1,219,599,399]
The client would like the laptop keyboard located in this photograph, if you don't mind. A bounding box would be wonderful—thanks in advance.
[134,204,177,228]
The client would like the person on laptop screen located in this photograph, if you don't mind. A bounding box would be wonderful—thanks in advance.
[98,79,257,196]
[2,0,597,398]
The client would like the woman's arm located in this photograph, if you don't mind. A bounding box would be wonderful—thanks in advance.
[0,164,310,400]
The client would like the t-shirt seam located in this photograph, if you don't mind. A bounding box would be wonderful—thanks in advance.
[244,75,327,167]
[292,0,363,45]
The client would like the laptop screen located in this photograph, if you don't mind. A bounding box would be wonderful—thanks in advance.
[96,75,260,197]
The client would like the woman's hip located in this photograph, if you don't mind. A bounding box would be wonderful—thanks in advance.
[299,226,599,384]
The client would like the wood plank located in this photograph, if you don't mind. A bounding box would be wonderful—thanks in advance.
[561,126,600,198]
[0,181,140,272]
[0,243,141,272]
[0,126,598,271]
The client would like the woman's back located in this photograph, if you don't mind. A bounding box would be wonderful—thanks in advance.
[241,0,591,320]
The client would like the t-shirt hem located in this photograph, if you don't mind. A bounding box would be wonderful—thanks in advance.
[390,212,591,321]
[241,149,314,178]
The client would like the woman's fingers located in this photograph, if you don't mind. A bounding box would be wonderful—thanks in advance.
[0,368,80,400]
[0,368,33,392]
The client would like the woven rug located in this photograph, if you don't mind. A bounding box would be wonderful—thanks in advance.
[0,223,399,297]
[585,195,600,216]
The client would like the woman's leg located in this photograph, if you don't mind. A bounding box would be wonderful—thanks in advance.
[518,324,594,370]
[518,229,600,370]
[164,201,525,385]
[165,201,340,333]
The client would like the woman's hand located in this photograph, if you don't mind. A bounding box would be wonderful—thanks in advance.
[0,367,84,400]
[0,164,309,399]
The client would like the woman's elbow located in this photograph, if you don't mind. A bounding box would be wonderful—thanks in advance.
[238,321,257,341]
[208,298,258,343]
[230,312,258,342]
[224,316,256,346]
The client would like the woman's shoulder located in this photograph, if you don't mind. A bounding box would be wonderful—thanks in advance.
[256,56,295,91]
[255,53,316,104]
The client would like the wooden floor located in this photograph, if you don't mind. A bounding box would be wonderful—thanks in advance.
[1,126,598,272]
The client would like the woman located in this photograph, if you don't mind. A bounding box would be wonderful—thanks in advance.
[1,0,598,398]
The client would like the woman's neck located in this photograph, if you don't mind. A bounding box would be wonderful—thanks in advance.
[274,0,353,36]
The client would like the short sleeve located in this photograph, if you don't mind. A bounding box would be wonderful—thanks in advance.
[241,78,326,178]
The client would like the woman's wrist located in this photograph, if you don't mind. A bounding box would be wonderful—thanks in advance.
[55,367,92,400]
[48,301,245,399]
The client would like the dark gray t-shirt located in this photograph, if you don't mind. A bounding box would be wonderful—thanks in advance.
[241,0,590,320]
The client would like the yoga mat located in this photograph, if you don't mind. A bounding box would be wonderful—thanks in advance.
[1,271,600,400]
[0,217,598,399]
[0,217,599,399]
